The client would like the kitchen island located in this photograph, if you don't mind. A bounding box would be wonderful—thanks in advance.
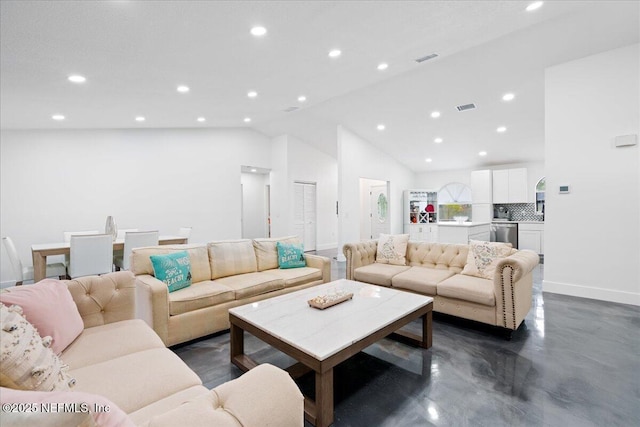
[437,222,490,244]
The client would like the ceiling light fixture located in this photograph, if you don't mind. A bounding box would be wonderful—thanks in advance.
[67,75,86,83]
[431,111,441,118]
[497,126,507,133]
[243,117,251,123]
[377,124,385,131]
[377,63,388,71]
[135,116,145,122]
[478,151,487,156]
[51,114,65,121]
[177,85,190,93]
[251,168,257,172]
[298,96,307,102]
[250,26,267,37]
[197,117,206,122]
[526,1,544,12]
[434,137,443,143]
[425,158,433,163]
[247,91,257,98]
[328,49,342,58]
[502,93,515,101]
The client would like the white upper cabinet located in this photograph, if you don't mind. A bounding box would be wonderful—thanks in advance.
[492,168,528,203]
[470,170,492,203]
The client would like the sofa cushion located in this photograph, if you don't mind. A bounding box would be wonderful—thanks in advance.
[276,241,306,269]
[391,267,455,295]
[208,240,257,279]
[168,281,235,316]
[61,319,165,370]
[407,242,469,273]
[70,348,202,414]
[130,245,212,284]
[375,234,410,266]
[252,236,300,271]
[0,304,75,391]
[150,251,192,293]
[214,272,284,299]
[461,240,512,280]
[0,279,84,355]
[264,267,323,288]
[354,263,410,287]
[437,274,495,306]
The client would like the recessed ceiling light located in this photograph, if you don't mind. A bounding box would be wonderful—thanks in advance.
[68,75,86,83]
[135,116,145,122]
[177,85,190,93]
[247,91,258,98]
[197,117,206,122]
[377,124,385,131]
[250,26,267,37]
[502,93,515,101]
[243,117,251,123]
[496,126,507,133]
[479,151,488,156]
[51,114,65,121]
[250,168,258,172]
[377,63,388,71]
[328,49,342,58]
[526,1,544,12]
[425,158,433,163]
[434,137,443,143]
[430,111,441,118]
[298,96,307,102]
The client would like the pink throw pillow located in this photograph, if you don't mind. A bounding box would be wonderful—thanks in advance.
[0,387,135,427]
[0,279,84,354]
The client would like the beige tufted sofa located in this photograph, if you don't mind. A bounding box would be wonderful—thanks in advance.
[55,271,303,426]
[343,240,539,332]
[131,238,331,346]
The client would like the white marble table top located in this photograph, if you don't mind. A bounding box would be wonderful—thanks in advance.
[229,279,433,361]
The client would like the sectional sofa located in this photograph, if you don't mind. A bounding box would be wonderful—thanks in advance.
[0,272,304,426]
[343,240,539,333]
[131,237,331,346]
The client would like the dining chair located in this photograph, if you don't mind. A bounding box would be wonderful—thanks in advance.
[178,227,192,242]
[114,231,159,271]
[68,234,114,279]
[113,228,139,266]
[116,228,139,240]
[62,230,100,268]
[2,236,67,285]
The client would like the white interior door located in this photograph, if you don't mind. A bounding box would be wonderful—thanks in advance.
[370,184,390,239]
[294,182,316,251]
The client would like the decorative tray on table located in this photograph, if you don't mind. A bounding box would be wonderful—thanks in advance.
[308,291,354,310]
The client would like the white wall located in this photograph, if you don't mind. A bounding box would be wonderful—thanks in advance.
[337,126,415,260]
[0,128,273,285]
[544,44,639,305]
[241,172,269,239]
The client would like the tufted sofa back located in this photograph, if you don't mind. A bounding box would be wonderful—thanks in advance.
[406,242,469,273]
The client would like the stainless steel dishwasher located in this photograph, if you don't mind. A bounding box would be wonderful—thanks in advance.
[490,222,518,248]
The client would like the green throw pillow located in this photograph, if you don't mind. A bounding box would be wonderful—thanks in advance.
[276,241,306,269]
[150,251,192,292]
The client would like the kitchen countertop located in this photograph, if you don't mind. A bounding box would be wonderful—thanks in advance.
[492,219,544,224]
[437,222,491,227]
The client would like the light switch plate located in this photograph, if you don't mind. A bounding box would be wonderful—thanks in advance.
[559,185,570,194]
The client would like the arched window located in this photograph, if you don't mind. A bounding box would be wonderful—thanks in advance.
[535,177,545,215]
[438,183,472,221]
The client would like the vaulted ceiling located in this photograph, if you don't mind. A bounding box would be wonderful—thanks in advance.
[1,1,638,171]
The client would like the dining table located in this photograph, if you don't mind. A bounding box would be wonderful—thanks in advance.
[31,235,188,282]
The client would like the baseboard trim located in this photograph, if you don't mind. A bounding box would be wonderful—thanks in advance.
[543,280,640,306]
[315,242,337,251]
[1,280,17,289]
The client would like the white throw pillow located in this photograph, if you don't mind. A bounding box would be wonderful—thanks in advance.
[375,234,410,266]
[461,240,513,280]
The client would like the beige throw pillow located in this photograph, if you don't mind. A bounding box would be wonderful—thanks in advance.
[375,234,410,266]
[0,304,76,391]
[461,240,512,280]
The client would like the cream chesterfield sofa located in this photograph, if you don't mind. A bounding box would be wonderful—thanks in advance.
[343,240,539,333]
[131,238,331,346]
[8,272,303,426]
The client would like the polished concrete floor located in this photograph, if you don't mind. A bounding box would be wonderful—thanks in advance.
[173,250,640,426]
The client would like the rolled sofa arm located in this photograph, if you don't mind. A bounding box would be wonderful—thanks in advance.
[494,249,540,330]
[64,271,136,329]
[342,240,378,280]
[304,253,331,282]
[146,364,304,427]
[135,274,170,346]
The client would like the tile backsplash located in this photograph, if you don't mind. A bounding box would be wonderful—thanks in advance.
[493,203,543,222]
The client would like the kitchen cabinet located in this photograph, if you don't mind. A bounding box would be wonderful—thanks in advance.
[438,222,490,244]
[404,190,438,242]
[407,223,438,242]
[492,168,528,203]
[470,170,492,203]
[518,223,544,254]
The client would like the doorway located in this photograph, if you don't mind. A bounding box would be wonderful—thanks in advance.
[293,182,316,251]
[360,178,390,240]
[240,167,271,239]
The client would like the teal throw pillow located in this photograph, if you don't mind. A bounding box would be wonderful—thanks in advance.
[276,241,306,269]
[150,251,192,292]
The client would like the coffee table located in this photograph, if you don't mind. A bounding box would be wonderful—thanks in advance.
[229,279,433,427]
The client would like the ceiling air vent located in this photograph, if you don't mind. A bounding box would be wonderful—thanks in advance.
[456,103,476,112]
[283,106,299,113]
[415,53,439,63]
